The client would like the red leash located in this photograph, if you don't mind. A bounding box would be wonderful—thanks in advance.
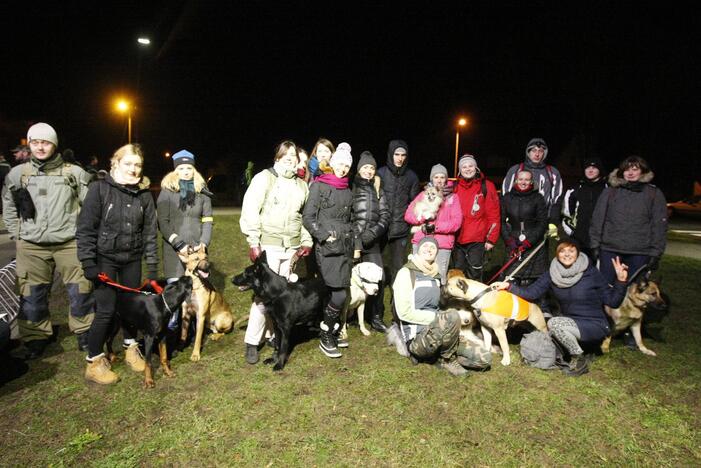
[97,273,164,295]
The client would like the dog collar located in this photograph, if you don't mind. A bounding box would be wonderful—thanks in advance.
[469,285,497,306]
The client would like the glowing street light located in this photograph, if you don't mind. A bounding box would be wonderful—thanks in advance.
[453,117,468,178]
[115,99,132,144]
[137,37,151,45]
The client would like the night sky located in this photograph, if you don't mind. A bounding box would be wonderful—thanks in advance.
[2,1,699,199]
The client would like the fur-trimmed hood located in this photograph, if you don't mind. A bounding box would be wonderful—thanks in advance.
[607,169,654,187]
[160,169,207,193]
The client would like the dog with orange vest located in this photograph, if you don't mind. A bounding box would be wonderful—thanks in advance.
[444,269,548,366]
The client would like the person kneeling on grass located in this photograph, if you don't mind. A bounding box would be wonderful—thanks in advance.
[392,236,469,377]
[493,240,628,376]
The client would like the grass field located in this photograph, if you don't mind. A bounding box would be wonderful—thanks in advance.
[1,215,700,466]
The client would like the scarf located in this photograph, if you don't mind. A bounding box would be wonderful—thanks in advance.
[179,179,196,210]
[513,183,533,193]
[621,181,646,192]
[407,255,439,278]
[549,253,589,288]
[316,173,349,189]
[31,153,64,171]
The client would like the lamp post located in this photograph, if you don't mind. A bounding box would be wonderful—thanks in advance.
[453,117,468,178]
[116,100,132,144]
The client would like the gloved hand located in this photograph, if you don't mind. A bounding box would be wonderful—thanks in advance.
[298,246,312,257]
[249,245,262,263]
[146,264,159,281]
[648,256,660,271]
[547,223,559,238]
[421,223,436,235]
[82,265,99,282]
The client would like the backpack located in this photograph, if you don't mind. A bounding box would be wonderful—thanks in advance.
[519,330,568,370]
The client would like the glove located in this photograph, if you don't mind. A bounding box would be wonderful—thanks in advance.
[298,246,312,257]
[421,223,436,235]
[249,245,262,263]
[648,256,660,271]
[547,223,558,238]
[83,265,99,282]
[146,264,159,281]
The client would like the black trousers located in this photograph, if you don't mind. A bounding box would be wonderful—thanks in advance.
[379,235,409,322]
[87,257,142,358]
[452,242,486,281]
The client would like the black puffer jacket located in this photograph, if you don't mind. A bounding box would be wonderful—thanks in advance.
[351,174,390,251]
[77,175,158,270]
[562,177,607,250]
[303,179,353,288]
[377,140,420,239]
[501,187,548,278]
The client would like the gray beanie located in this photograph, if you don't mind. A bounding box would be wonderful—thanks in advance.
[525,138,548,159]
[458,154,479,170]
[27,122,58,146]
[429,164,448,179]
[417,236,439,251]
[357,151,376,171]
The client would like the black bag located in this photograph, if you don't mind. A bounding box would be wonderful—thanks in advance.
[319,230,351,257]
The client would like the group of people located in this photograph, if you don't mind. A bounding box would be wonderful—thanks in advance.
[1,122,668,384]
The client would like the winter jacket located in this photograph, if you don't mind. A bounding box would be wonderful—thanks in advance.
[240,166,312,249]
[503,153,563,224]
[454,173,501,245]
[393,259,442,342]
[351,174,390,251]
[377,140,420,239]
[561,177,607,250]
[501,187,548,278]
[157,170,213,278]
[589,170,667,257]
[0,158,10,194]
[2,154,91,243]
[509,262,627,342]
[76,174,158,271]
[303,178,353,288]
[404,190,462,250]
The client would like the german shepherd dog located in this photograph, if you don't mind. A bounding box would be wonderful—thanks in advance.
[232,252,329,371]
[105,276,193,388]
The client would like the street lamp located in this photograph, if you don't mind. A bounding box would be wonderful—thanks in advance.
[115,99,132,144]
[453,117,468,178]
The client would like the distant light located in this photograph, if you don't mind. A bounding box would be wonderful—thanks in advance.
[458,118,467,127]
[137,37,151,45]
[164,152,171,158]
[116,100,130,112]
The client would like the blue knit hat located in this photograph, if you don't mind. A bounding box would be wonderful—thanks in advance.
[172,149,195,168]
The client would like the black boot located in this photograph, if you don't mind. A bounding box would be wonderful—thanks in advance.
[319,304,342,358]
[245,343,259,364]
[23,339,49,360]
[369,302,388,333]
[563,353,589,377]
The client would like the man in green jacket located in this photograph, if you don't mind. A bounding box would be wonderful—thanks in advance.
[2,123,94,359]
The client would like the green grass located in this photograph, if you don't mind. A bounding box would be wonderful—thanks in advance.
[1,216,700,466]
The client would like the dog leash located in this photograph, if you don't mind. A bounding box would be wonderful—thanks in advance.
[97,273,164,295]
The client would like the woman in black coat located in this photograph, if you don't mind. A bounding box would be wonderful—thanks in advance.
[303,143,354,358]
[351,151,390,332]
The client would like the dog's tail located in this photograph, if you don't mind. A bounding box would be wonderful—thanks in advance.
[386,323,410,358]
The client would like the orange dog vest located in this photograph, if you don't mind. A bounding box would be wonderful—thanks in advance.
[476,290,530,321]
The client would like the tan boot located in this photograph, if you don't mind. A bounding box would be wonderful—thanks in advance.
[124,343,146,372]
[85,354,120,384]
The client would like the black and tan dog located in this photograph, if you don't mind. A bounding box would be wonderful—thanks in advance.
[178,246,235,362]
[603,269,667,356]
[232,251,328,371]
[105,276,192,388]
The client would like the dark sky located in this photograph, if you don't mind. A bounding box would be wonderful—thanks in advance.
[2,1,699,198]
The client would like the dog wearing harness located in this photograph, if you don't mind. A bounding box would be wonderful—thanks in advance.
[340,262,384,338]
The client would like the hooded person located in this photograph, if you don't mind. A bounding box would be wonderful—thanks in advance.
[157,150,214,283]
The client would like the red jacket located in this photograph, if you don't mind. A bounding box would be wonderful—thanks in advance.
[454,173,500,245]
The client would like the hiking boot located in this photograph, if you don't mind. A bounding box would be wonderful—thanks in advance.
[319,330,341,358]
[124,343,146,372]
[76,332,89,352]
[23,339,49,360]
[563,353,589,377]
[457,355,491,372]
[85,354,119,385]
[370,317,388,334]
[245,343,259,365]
[436,358,470,377]
[337,336,349,348]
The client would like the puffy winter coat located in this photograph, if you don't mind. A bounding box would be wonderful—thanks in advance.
[76,174,158,270]
[351,174,390,251]
[561,177,607,250]
[589,170,667,257]
[454,173,500,245]
[503,155,563,224]
[377,140,420,239]
[501,187,548,278]
[404,189,462,250]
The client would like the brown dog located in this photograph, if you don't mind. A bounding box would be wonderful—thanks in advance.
[602,275,666,356]
[178,246,235,361]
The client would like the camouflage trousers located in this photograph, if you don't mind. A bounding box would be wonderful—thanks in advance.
[457,339,493,370]
[408,310,461,361]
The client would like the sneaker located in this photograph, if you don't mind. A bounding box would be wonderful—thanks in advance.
[245,343,259,365]
[436,358,470,377]
[319,331,342,358]
[124,343,146,372]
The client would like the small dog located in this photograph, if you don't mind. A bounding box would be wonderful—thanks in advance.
[178,246,235,362]
[232,251,328,371]
[340,262,384,338]
[443,269,547,366]
[602,270,667,356]
[106,276,193,388]
[410,184,443,233]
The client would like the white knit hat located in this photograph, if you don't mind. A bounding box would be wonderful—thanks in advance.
[458,153,478,170]
[330,142,353,168]
[27,123,58,146]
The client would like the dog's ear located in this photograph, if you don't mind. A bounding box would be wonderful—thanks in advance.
[257,250,269,265]
[458,279,468,294]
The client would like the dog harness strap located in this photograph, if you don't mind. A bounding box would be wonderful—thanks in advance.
[469,285,496,306]
[162,295,172,314]
[201,216,213,223]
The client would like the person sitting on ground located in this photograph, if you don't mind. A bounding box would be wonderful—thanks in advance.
[392,236,469,377]
[493,240,628,376]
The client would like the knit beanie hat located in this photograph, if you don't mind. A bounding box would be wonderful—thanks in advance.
[330,142,353,168]
[27,123,58,146]
[525,138,549,159]
[430,163,448,179]
[458,154,479,170]
[172,149,196,168]
[357,151,376,171]
[582,157,604,171]
[417,236,439,251]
